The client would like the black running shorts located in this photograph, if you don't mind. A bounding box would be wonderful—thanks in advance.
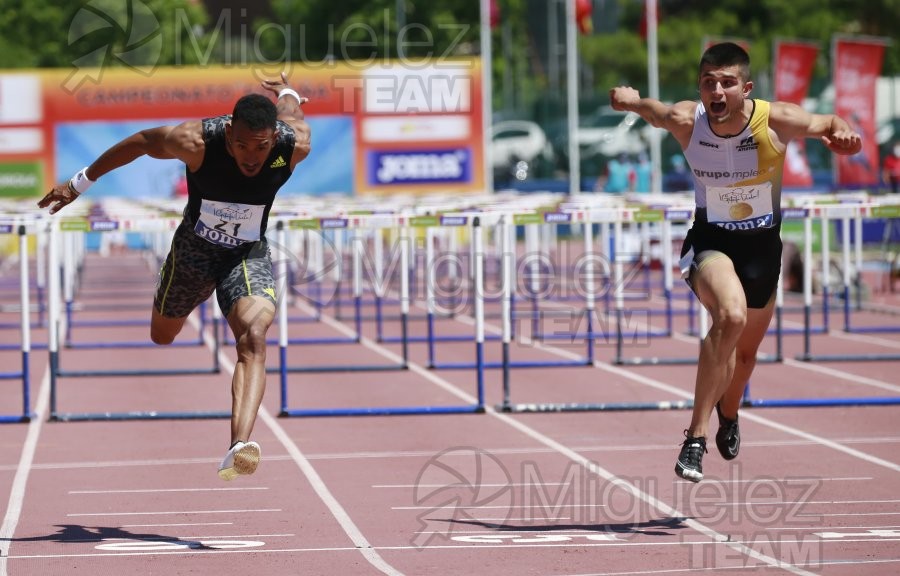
[679,222,782,309]
[154,222,277,318]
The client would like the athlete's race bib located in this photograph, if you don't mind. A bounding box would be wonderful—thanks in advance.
[705,183,775,231]
[193,199,265,247]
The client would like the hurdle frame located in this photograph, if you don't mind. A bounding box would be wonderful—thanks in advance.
[0,221,35,422]
[46,215,229,422]
[277,216,485,417]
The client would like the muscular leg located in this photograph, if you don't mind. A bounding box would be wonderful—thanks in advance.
[226,295,275,445]
[687,254,748,439]
[150,306,189,345]
[718,295,776,419]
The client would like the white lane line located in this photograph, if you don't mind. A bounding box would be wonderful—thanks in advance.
[391,504,607,511]
[66,509,281,517]
[209,331,405,576]
[448,301,900,474]
[586,294,900,392]
[7,540,899,562]
[7,435,896,471]
[823,329,900,351]
[667,321,900,392]
[69,487,268,494]
[517,331,900,473]
[43,533,294,543]
[309,308,819,576]
[800,511,900,517]
[121,522,233,528]
[377,476,872,489]
[781,358,900,393]
[0,352,50,576]
[561,556,900,576]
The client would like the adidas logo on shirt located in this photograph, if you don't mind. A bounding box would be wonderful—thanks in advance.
[269,155,286,168]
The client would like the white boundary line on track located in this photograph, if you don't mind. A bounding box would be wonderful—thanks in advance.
[377,294,900,473]
[212,344,405,576]
[0,353,50,576]
[305,306,819,576]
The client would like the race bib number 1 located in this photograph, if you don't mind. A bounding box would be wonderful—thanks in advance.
[194,200,265,247]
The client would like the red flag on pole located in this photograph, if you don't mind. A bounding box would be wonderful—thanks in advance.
[774,40,819,188]
[490,0,500,28]
[833,36,886,187]
[575,0,593,35]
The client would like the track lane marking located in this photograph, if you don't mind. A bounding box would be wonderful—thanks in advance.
[0,352,50,576]
[203,317,405,576]
[305,304,819,576]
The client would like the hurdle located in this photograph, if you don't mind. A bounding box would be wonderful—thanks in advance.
[797,202,900,362]
[0,220,35,422]
[430,210,594,370]
[277,217,485,417]
[268,216,410,374]
[496,203,789,414]
[54,216,218,350]
[46,215,228,422]
[613,207,706,365]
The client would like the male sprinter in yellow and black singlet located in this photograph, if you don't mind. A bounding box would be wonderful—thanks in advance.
[609,42,861,482]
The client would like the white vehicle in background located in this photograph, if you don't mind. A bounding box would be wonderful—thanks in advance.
[490,120,553,169]
[576,107,658,158]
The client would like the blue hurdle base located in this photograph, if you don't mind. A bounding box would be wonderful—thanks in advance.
[269,364,407,374]
[742,397,900,408]
[57,367,221,377]
[50,410,232,422]
[432,359,590,370]
[0,414,33,423]
[498,400,694,413]
[795,353,900,362]
[279,405,485,417]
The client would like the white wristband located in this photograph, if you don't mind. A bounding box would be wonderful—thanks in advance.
[277,88,303,105]
[69,167,95,195]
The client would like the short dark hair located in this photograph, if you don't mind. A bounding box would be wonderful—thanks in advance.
[699,42,751,81]
[232,93,277,131]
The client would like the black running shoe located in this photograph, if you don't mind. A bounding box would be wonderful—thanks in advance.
[675,433,707,482]
[715,403,740,461]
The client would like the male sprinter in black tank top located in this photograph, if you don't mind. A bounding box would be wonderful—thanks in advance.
[39,72,311,481]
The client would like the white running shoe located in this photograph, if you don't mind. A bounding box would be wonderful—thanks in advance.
[217,441,261,481]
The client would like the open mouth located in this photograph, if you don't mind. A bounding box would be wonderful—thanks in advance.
[709,101,727,115]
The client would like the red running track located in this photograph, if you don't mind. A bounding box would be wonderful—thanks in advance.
[0,250,898,576]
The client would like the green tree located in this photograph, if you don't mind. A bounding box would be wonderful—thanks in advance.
[0,0,211,69]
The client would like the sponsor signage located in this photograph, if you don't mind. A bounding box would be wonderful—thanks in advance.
[368,148,471,185]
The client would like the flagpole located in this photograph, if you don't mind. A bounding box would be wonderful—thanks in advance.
[566,0,580,194]
[646,0,662,193]
[480,0,494,193]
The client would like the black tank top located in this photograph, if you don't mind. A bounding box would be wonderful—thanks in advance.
[183,115,295,246]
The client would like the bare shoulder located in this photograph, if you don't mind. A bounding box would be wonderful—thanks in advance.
[164,120,205,169]
[664,100,698,145]
[767,100,817,142]
[167,120,204,151]
[668,100,697,126]
[768,100,808,124]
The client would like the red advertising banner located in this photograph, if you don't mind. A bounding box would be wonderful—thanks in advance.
[774,40,818,188]
[833,37,885,187]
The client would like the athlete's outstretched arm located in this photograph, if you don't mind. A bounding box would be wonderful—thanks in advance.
[261,71,311,169]
[768,101,862,156]
[38,123,202,214]
[609,86,695,148]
